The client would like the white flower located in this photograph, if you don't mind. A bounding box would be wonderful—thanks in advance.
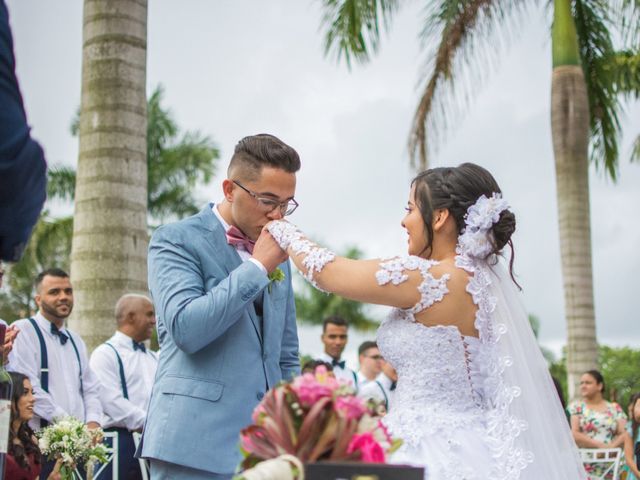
[458,193,509,259]
[465,193,509,231]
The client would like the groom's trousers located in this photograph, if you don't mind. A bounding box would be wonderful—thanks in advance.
[151,459,232,480]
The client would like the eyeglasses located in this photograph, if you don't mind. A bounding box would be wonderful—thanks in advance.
[233,180,299,216]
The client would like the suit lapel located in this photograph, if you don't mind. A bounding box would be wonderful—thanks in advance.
[199,204,263,344]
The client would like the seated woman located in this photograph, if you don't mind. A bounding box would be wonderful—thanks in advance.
[568,370,627,449]
[622,393,640,480]
[568,370,627,479]
[6,371,61,480]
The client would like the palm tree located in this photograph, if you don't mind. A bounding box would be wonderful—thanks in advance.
[318,0,639,397]
[1,86,219,326]
[69,0,150,350]
[295,246,379,331]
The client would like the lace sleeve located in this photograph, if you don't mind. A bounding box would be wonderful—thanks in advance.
[267,220,336,291]
[267,221,446,309]
[376,256,450,314]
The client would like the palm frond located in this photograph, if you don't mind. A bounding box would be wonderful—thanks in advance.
[70,106,81,136]
[293,245,378,331]
[615,0,640,45]
[47,165,77,201]
[574,0,623,180]
[609,50,640,98]
[408,0,532,170]
[631,133,640,162]
[320,0,400,68]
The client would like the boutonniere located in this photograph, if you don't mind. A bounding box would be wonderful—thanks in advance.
[267,268,285,293]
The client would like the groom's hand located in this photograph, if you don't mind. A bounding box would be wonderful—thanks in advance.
[252,228,288,273]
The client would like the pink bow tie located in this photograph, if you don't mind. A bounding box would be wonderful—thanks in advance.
[226,225,255,254]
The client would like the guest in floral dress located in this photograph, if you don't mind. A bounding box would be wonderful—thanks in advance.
[569,370,627,478]
[622,393,640,480]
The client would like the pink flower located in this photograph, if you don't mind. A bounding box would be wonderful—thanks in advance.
[251,403,266,423]
[334,395,367,420]
[346,432,386,463]
[291,367,341,406]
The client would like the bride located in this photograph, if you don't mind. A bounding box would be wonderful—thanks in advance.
[266,163,587,479]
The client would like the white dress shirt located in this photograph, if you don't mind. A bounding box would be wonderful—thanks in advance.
[90,330,158,430]
[357,371,392,410]
[8,312,102,430]
[318,352,358,389]
[212,202,267,274]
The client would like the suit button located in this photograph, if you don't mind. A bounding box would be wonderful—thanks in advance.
[256,392,264,401]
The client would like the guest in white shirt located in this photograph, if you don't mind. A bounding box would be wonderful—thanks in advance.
[8,268,102,479]
[317,316,358,389]
[356,341,391,413]
[90,293,158,480]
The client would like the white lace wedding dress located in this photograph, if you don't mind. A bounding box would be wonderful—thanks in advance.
[267,218,587,480]
[374,254,586,479]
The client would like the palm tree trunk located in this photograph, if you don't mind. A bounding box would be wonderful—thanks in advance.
[551,0,598,399]
[70,0,148,351]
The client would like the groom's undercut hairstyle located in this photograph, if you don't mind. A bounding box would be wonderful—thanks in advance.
[228,133,301,182]
[35,267,69,292]
[322,315,348,333]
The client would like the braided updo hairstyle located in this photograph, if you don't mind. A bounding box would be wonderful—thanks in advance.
[411,162,518,282]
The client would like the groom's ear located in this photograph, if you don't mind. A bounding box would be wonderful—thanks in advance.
[222,179,235,202]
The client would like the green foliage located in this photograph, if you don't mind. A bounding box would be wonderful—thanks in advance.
[1,85,219,320]
[0,213,72,320]
[599,345,640,408]
[294,246,379,331]
[146,86,219,224]
[320,0,399,68]
[547,345,640,408]
[573,0,624,180]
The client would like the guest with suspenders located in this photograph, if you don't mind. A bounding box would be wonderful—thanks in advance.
[8,268,103,478]
[90,294,158,480]
[356,341,392,413]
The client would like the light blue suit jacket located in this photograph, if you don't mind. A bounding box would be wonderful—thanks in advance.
[139,205,300,474]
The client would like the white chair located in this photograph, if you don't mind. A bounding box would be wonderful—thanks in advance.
[132,431,150,480]
[579,447,623,480]
[73,430,119,479]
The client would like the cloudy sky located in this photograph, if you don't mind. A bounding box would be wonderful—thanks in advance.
[6,1,640,365]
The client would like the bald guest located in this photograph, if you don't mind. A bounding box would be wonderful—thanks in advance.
[90,294,159,480]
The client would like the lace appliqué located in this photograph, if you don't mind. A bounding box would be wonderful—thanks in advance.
[452,193,533,478]
[375,256,449,314]
[267,221,335,291]
[455,254,534,479]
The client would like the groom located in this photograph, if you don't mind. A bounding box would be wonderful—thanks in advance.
[139,134,301,479]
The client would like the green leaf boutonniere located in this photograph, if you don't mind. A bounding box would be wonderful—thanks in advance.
[267,268,285,293]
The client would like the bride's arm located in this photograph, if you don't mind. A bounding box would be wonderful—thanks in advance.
[267,221,449,310]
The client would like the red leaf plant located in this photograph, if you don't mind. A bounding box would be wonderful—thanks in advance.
[238,366,401,475]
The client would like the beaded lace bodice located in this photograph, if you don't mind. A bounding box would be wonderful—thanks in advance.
[377,287,488,449]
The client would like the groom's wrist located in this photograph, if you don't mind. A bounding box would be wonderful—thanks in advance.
[248,258,267,275]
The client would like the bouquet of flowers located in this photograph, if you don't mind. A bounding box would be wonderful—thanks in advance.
[236,366,401,479]
[38,416,109,480]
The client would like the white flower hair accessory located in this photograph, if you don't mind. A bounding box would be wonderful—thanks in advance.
[457,193,509,259]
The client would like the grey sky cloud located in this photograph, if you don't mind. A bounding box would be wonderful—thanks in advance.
[6,1,639,364]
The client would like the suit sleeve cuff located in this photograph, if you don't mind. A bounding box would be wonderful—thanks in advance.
[248,258,267,275]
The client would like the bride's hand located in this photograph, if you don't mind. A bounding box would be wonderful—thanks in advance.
[253,223,289,273]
